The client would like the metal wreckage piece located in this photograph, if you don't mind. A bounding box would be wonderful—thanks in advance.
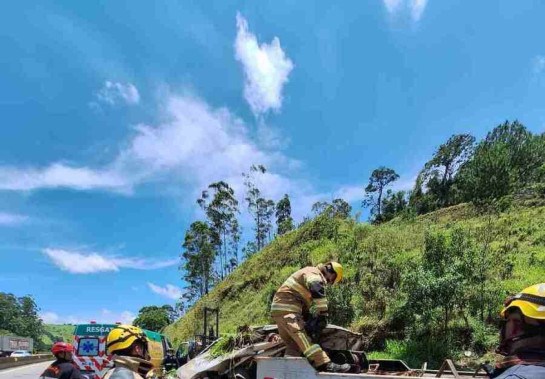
[176,325,487,379]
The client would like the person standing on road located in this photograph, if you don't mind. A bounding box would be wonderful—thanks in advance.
[270,261,351,373]
[488,283,545,378]
[103,325,154,379]
[40,342,82,379]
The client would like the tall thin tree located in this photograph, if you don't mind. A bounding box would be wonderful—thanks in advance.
[243,165,275,251]
[181,221,216,302]
[276,194,294,235]
[197,181,240,279]
[363,167,399,223]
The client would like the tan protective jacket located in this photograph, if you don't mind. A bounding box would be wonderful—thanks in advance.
[271,264,328,316]
[103,356,154,379]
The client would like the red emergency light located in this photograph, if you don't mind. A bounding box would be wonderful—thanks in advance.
[90,320,97,324]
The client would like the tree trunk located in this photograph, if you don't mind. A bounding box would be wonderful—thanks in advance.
[222,229,227,279]
[256,212,262,250]
[377,188,383,218]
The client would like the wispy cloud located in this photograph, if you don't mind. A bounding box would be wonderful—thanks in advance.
[0,164,129,192]
[533,55,545,74]
[383,0,404,13]
[95,81,140,106]
[0,89,371,224]
[333,186,365,203]
[40,311,62,324]
[0,84,420,227]
[148,283,184,301]
[100,309,136,325]
[234,12,294,116]
[0,90,404,224]
[0,212,28,226]
[0,93,300,199]
[383,0,429,22]
[410,0,428,22]
[391,173,418,192]
[42,248,177,274]
[40,309,135,325]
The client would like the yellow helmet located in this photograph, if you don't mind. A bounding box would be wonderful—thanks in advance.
[106,325,148,355]
[329,261,343,284]
[501,283,545,320]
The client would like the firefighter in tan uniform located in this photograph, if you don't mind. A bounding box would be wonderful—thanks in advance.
[487,283,545,378]
[271,261,350,373]
[104,325,155,379]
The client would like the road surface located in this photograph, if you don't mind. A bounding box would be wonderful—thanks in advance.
[0,360,52,378]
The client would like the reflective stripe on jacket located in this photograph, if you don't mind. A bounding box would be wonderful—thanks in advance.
[271,265,328,315]
[103,356,153,379]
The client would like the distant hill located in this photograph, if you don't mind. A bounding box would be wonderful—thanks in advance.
[40,324,75,348]
[165,200,545,368]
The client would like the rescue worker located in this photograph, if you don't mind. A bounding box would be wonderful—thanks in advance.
[40,342,82,379]
[104,325,154,379]
[270,261,351,373]
[489,283,545,378]
[162,348,178,372]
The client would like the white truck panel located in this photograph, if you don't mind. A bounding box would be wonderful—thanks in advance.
[255,357,472,379]
[255,357,406,379]
[0,336,33,355]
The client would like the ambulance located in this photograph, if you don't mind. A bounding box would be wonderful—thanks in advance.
[72,322,173,379]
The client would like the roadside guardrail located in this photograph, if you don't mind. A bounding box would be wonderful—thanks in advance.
[0,354,53,370]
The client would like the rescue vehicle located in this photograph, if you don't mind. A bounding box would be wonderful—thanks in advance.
[72,322,173,379]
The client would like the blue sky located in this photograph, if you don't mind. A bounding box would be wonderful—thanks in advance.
[1,1,545,325]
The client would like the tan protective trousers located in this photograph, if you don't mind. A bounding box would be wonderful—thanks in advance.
[272,312,331,368]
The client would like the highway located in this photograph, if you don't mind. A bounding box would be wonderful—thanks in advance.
[0,360,52,378]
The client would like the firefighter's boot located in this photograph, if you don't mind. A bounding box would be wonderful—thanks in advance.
[320,362,351,373]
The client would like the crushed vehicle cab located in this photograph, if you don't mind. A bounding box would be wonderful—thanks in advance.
[73,323,173,379]
[176,325,488,379]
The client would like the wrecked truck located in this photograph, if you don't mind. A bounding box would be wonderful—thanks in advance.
[176,325,488,379]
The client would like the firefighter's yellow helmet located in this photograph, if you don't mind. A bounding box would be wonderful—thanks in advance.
[330,261,343,284]
[106,325,148,355]
[501,283,545,320]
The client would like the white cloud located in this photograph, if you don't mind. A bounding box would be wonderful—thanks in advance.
[256,121,290,150]
[0,91,341,224]
[100,309,136,325]
[383,0,429,22]
[96,81,140,106]
[0,212,28,226]
[42,248,177,274]
[40,310,135,325]
[40,311,61,324]
[333,186,365,203]
[0,163,130,192]
[410,0,428,22]
[391,173,418,192]
[383,0,404,13]
[0,93,303,203]
[234,12,294,116]
[0,88,419,228]
[148,283,184,301]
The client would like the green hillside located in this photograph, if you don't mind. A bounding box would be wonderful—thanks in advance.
[40,324,75,347]
[165,200,545,368]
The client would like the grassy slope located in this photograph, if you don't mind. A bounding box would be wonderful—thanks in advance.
[41,324,75,347]
[165,202,545,362]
